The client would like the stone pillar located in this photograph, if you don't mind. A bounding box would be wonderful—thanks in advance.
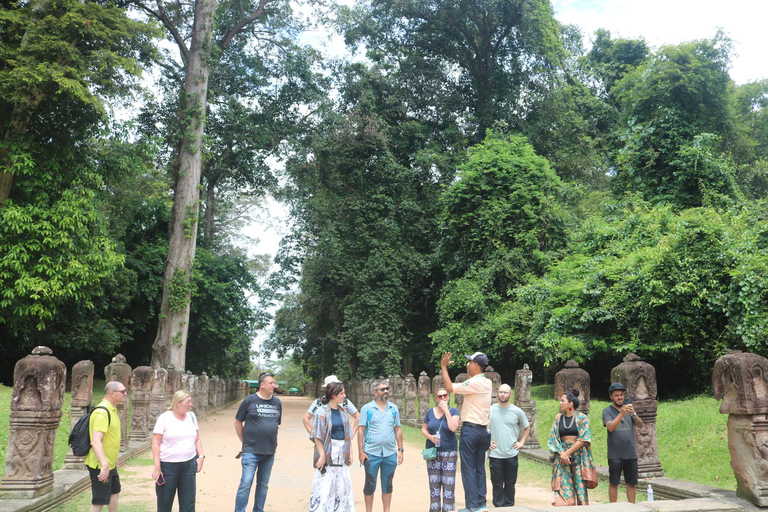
[0,347,66,498]
[104,354,132,451]
[713,350,768,507]
[64,360,95,469]
[404,373,417,420]
[392,374,404,411]
[208,376,219,409]
[514,363,539,449]
[363,379,372,404]
[485,366,501,404]
[166,365,182,410]
[149,368,168,430]
[418,372,430,421]
[431,374,444,397]
[554,360,590,414]
[198,373,209,415]
[611,353,663,477]
[453,373,468,414]
[129,366,154,443]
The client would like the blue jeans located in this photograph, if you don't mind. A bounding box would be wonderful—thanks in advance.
[234,452,275,512]
[459,423,491,509]
[156,457,197,512]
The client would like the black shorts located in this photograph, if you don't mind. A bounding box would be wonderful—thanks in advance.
[88,466,121,505]
[608,458,638,486]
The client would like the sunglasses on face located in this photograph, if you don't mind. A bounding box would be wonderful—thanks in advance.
[376,387,389,392]
[437,394,449,398]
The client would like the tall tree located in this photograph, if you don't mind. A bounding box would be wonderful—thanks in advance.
[342,0,563,142]
[0,0,156,204]
[134,0,313,369]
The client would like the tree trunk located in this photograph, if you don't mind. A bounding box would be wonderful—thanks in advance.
[202,176,216,245]
[151,0,217,370]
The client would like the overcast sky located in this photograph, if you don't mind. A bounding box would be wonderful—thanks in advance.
[552,0,768,85]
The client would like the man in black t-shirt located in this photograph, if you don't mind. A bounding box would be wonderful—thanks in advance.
[234,372,282,512]
[603,382,643,503]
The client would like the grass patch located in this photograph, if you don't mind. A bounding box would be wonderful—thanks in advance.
[530,385,734,490]
[50,491,151,512]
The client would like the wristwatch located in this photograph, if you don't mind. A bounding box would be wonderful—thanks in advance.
[199,455,205,459]
[397,448,404,452]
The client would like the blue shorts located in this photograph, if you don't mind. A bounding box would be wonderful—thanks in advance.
[363,453,397,495]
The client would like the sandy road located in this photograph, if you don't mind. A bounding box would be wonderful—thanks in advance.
[119,395,552,512]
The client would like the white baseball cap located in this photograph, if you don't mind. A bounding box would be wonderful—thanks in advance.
[322,375,342,387]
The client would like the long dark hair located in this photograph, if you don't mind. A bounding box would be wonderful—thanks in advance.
[565,388,580,410]
[321,381,344,405]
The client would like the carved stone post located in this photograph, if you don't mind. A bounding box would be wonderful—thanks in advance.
[554,360,590,414]
[454,373,468,414]
[392,374,404,411]
[514,364,539,449]
[197,373,209,415]
[64,360,95,469]
[129,366,154,443]
[611,353,663,477]
[166,365,182,410]
[404,373,417,420]
[0,347,66,498]
[149,368,168,430]
[431,375,444,397]
[362,379,372,404]
[104,354,132,451]
[208,376,219,409]
[418,372,430,421]
[713,350,768,507]
[485,366,501,403]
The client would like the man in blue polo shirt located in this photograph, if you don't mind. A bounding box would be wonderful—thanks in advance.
[358,379,404,512]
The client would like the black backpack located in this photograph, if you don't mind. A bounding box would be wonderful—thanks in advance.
[68,405,110,456]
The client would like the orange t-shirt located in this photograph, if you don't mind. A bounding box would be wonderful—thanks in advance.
[453,374,492,426]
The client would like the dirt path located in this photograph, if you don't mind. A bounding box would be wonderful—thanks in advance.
[120,395,552,511]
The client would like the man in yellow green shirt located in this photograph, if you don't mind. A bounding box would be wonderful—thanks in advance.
[85,381,126,512]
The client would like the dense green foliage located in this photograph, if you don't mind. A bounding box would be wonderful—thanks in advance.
[2,0,768,394]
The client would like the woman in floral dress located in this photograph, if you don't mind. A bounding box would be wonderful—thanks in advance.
[548,389,596,506]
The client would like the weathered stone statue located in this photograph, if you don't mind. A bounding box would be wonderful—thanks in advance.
[166,365,182,410]
[149,368,168,429]
[611,353,664,477]
[418,371,431,421]
[64,360,95,469]
[453,373,468,413]
[404,373,417,420]
[713,350,768,507]
[392,374,405,410]
[104,354,132,451]
[197,372,208,414]
[485,366,501,403]
[554,360,590,414]
[0,347,66,498]
[129,366,154,443]
[514,364,539,449]
[431,374,444,396]
[208,376,219,410]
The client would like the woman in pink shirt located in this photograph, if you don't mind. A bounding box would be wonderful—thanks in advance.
[151,390,205,512]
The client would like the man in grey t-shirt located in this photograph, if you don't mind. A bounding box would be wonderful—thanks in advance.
[488,383,530,507]
[603,382,643,503]
[234,372,282,512]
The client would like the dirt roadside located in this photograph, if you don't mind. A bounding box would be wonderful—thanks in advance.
[119,395,552,511]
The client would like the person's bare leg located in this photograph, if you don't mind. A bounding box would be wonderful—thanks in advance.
[627,484,637,503]
[88,505,104,512]
[364,493,374,512]
[609,483,619,502]
[382,492,392,512]
[107,493,119,512]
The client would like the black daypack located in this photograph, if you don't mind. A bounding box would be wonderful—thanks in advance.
[68,405,110,456]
